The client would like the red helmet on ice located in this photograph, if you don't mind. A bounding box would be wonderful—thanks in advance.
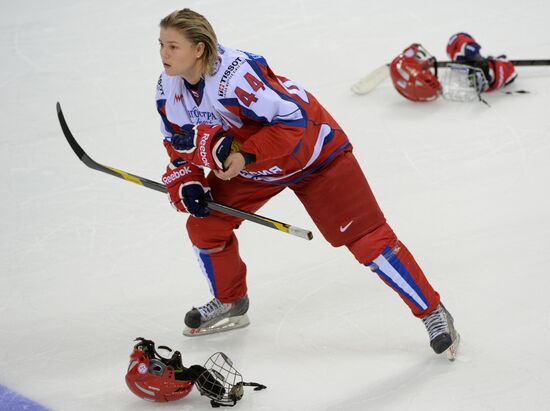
[390,43,441,102]
[125,337,194,402]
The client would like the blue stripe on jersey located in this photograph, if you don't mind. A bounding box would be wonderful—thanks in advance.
[367,246,429,311]
[245,58,309,127]
[291,139,303,155]
[242,50,269,66]
[219,97,307,128]
[218,97,268,123]
[193,246,218,297]
[323,129,335,146]
[156,99,176,135]
[265,141,350,186]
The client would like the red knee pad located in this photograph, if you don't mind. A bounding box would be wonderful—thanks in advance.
[347,222,397,264]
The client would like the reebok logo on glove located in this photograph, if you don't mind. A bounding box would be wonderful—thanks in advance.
[168,124,233,171]
[198,133,211,168]
[162,161,211,218]
[162,166,192,184]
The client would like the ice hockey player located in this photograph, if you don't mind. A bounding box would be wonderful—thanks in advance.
[390,33,517,102]
[156,8,459,359]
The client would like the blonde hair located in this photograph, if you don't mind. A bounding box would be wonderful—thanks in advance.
[160,9,218,76]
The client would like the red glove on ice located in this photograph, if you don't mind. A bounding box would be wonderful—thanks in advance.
[446,32,517,92]
[486,57,517,91]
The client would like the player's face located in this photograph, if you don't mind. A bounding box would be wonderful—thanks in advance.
[159,27,203,79]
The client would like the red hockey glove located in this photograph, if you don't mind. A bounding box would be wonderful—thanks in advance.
[446,33,517,92]
[165,124,233,170]
[447,32,481,62]
[486,57,517,91]
[162,159,212,218]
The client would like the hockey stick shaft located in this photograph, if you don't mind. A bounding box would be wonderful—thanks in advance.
[436,59,550,67]
[56,102,313,240]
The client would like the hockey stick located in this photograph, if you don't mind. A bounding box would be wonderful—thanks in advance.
[351,59,550,95]
[56,102,313,240]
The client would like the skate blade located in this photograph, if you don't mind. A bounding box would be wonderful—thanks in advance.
[183,314,250,337]
[446,333,461,361]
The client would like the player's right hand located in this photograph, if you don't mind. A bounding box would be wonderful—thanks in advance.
[162,158,212,218]
[213,152,246,181]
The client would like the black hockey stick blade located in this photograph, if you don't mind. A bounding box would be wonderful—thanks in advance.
[56,102,313,240]
[57,102,167,193]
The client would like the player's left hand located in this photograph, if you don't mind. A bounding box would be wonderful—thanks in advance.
[213,152,246,181]
[166,124,233,171]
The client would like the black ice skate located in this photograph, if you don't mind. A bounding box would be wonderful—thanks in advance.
[421,303,460,360]
[183,295,250,337]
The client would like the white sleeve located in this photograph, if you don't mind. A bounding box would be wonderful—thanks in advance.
[155,74,173,139]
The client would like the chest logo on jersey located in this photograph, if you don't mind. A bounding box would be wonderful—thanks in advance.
[218,56,245,97]
[174,94,183,103]
[187,107,217,123]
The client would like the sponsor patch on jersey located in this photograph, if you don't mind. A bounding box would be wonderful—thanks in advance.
[240,166,283,180]
[187,107,217,123]
[218,56,246,97]
[157,75,165,96]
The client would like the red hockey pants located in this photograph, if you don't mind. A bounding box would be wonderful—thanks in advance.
[186,149,440,318]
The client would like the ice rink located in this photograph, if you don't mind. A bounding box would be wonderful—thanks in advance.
[1,0,549,410]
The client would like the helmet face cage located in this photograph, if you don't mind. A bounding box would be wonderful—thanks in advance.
[441,63,489,102]
[196,352,245,406]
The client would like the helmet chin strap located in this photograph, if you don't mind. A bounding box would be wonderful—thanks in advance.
[208,382,268,408]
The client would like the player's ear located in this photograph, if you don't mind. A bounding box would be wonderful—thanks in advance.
[195,42,205,59]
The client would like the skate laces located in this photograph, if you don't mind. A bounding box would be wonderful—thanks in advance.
[197,298,230,320]
[421,305,450,341]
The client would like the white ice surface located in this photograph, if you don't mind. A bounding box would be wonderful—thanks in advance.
[1,1,550,410]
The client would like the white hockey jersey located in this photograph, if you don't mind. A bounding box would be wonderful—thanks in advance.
[156,44,350,185]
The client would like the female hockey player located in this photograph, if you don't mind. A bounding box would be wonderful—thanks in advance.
[156,8,459,358]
